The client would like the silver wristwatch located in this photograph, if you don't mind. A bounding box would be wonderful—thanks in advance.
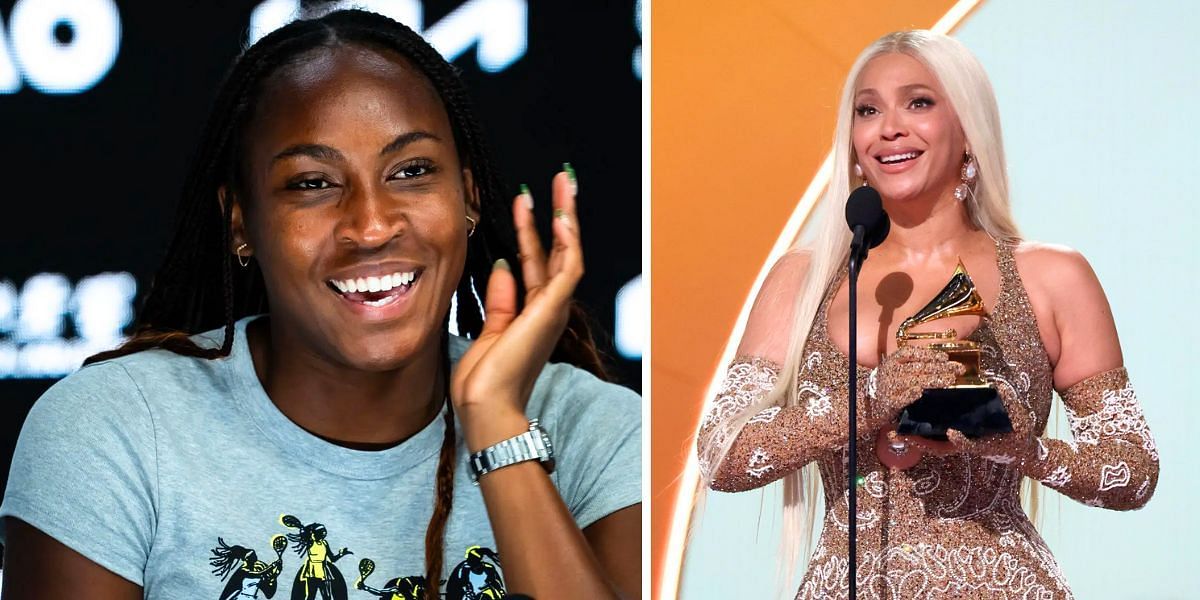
[468,418,556,483]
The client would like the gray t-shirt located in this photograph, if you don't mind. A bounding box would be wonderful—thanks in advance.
[0,315,640,599]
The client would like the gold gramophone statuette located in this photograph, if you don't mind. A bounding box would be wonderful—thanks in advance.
[893,259,1012,440]
[896,259,988,388]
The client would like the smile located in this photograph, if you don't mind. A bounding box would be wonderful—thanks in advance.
[877,150,923,164]
[326,270,421,307]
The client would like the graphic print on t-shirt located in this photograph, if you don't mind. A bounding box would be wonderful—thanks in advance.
[353,557,429,599]
[444,546,506,600]
[353,546,507,600]
[281,514,354,600]
[208,514,507,600]
[209,535,288,599]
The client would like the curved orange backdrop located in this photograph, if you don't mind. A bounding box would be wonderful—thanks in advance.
[651,1,965,596]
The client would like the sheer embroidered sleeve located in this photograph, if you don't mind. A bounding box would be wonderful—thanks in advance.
[695,253,873,492]
[1021,367,1158,510]
[698,359,875,492]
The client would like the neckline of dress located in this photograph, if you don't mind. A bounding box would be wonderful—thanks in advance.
[817,239,1011,372]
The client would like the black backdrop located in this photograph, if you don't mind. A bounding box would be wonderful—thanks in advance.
[0,0,640,507]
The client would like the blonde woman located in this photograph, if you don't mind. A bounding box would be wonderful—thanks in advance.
[696,30,1158,598]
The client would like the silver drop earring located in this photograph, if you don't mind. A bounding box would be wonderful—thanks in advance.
[955,152,977,201]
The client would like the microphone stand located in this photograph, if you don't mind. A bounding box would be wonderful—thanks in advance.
[847,229,866,598]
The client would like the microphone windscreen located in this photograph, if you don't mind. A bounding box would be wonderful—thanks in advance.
[845,185,883,230]
[845,185,890,249]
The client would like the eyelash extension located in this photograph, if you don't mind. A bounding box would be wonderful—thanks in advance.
[390,157,439,180]
[286,175,334,191]
[910,96,936,108]
[854,104,876,117]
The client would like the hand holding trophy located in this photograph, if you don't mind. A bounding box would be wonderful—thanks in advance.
[874,259,1015,470]
[893,259,1014,441]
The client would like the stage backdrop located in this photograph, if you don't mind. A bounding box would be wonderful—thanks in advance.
[0,0,642,530]
[654,0,1197,598]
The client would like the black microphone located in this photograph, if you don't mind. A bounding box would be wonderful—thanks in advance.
[843,184,888,598]
[845,185,889,263]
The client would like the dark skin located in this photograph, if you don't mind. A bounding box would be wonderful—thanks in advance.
[3,44,639,599]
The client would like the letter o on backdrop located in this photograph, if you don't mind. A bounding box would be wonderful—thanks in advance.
[9,0,121,94]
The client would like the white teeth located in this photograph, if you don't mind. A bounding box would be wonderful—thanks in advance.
[330,271,418,296]
[362,295,399,307]
[881,151,919,164]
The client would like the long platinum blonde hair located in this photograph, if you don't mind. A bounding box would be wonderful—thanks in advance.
[697,30,1032,595]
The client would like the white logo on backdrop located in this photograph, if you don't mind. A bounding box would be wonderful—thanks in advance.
[0,0,121,94]
[0,273,137,378]
[615,274,643,359]
[250,0,529,73]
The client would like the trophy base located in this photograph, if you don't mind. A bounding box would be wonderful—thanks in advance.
[896,387,1013,441]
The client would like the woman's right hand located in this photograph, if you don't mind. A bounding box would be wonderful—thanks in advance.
[869,345,964,431]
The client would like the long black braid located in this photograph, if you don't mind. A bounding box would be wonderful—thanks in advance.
[85,9,608,599]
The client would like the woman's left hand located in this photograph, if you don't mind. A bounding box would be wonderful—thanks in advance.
[903,374,1040,465]
[451,168,582,450]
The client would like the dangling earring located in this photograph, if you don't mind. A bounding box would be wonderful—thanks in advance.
[955,152,977,201]
[465,215,477,238]
[854,163,867,186]
[235,243,250,268]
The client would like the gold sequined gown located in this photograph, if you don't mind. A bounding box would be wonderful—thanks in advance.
[697,242,1159,599]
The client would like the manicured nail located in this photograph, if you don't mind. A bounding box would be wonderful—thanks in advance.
[519,184,533,210]
[562,162,577,193]
[494,258,510,271]
[553,208,568,221]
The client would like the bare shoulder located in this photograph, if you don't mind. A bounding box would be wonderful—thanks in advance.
[771,249,812,275]
[1012,241,1107,302]
[756,249,812,296]
[1012,240,1095,280]
[739,249,814,362]
[1012,241,1121,388]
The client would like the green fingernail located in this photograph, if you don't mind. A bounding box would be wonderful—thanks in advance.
[553,207,567,220]
[563,162,578,194]
[519,184,533,210]
[494,258,510,271]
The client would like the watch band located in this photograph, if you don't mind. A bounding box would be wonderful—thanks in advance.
[469,418,555,483]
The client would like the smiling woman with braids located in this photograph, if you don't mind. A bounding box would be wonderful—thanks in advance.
[0,10,640,600]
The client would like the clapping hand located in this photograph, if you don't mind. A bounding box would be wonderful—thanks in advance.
[451,167,582,450]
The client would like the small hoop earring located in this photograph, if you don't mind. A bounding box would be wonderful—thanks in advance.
[235,243,250,268]
[955,151,978,202]
[465,215,477,238]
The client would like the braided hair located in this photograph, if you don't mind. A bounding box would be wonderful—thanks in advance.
[86,9,607,597]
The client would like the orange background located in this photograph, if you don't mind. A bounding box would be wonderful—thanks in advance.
[650,1,962,596]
